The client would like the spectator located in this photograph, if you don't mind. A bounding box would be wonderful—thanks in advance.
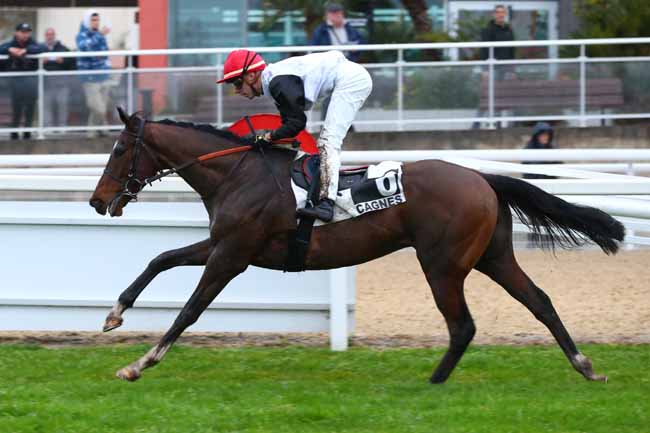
[76,10,111,137]
[480,5,515,62]
[310,3,365,124]
[43,28,76,128]
[0,23,45,140]
[522,122,560,180]
[310,3,365,62]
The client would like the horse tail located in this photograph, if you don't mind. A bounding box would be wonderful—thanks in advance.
[480,173,625,254]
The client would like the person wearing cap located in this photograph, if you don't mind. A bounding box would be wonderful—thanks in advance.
[76,10,111,137]
[310,3,365,124]
[310,3,365,62]
[217,49,372,222]
[0,23,46,140]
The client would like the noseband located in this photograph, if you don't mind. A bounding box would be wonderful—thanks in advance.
[103,115,285,210]
[104,116,154,205]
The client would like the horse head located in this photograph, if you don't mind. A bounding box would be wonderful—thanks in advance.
[89,107,159,217]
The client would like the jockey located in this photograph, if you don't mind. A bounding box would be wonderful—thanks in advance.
[217,49,372,222]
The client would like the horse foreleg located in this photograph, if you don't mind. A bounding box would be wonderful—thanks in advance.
[103,238,212,332]
[476,253,607,382]
[115,235,252,381]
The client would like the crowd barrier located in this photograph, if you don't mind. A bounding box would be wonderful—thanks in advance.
[0,148,648,345]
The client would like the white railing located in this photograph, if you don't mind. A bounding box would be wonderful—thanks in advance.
[1,149,649,246]
[1,37,650,137]
[0,200,355,350]
[0,149,648,338]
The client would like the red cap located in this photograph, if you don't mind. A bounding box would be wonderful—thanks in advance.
[216,49,266,84]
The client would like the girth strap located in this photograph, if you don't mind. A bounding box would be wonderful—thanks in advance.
[284,159,320,272]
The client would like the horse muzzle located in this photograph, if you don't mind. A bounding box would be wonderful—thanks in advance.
[89,198,107,216]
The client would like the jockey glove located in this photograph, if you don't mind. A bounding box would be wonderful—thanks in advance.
[245,133,272,150]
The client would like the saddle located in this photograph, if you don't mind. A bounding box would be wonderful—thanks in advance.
[291,154,368,201]
[285,155,372,273]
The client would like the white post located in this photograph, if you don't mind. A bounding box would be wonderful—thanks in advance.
[579,44,587,127]
[37,58,45,139]
[488,46,495,130]
[397,48,404,131]
[217,53,223,127]
[329,267,349,351]
[127,56,134,114]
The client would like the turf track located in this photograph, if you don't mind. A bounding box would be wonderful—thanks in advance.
[0,344,648,433]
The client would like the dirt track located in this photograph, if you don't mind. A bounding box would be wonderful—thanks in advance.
[356,248,650,345]
[1,249,648,348]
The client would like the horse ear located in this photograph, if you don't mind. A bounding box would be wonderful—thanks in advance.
[116,106,129,125]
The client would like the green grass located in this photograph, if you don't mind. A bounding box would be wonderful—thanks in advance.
[0,344,648,433]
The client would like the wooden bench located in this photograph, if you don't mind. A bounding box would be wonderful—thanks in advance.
[480,78,624,122]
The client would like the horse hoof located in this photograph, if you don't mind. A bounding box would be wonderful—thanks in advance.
[116,366,140,382]
[572,353,607,383]
[103,315,123,332]
[587,373,608,383]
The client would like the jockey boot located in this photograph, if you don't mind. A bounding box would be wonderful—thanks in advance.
[297,198,334,222]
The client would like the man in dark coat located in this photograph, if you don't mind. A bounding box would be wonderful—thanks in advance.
[523,122,560,180]
[310,3,365,124]
[43,28,76,127]
[480,5,515,61]
[310,3,365,62]
[0,23,46,139]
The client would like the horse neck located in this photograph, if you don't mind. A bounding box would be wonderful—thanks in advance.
[144,123,249,196]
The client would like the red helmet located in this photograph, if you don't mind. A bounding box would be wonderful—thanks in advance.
[216,49,266,84]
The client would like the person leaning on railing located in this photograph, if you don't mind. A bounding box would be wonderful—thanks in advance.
[43,28,76,128]
[0,23,46,140]
[76,9,111,137]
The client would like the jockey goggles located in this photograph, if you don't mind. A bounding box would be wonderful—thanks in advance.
[217,49,266,86]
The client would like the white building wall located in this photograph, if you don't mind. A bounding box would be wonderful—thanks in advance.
[36,7,138,51]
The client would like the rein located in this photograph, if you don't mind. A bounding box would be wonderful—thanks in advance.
[107,116,287,205]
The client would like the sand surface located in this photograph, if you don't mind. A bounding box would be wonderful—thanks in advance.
[355,248,650,345]
[1,249,647,348]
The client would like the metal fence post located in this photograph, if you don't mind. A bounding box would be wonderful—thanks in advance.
[488,46,495,130]
[329,267,349,351]
[37,57,44,139]
[397,48,404,131]
[579,44,587,127]
[217,53,223,127]
[127,55,134,114]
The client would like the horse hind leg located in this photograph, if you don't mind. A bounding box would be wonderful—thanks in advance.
[423,270,476,384]
[475,250,607,382]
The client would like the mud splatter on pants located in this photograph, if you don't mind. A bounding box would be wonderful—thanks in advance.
[318,61,373,201]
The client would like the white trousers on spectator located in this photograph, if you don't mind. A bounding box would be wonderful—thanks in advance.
[44,84,69,127]
[83,81,110,130]
[318,61,372,201]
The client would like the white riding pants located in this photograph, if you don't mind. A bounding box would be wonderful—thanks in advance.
[318,61,372,201]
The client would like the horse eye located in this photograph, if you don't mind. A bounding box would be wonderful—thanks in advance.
[113,140,126,157]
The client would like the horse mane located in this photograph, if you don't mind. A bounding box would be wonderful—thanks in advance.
[153,118,248,145]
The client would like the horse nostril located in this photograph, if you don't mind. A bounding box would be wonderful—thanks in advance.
[89,198,103,209]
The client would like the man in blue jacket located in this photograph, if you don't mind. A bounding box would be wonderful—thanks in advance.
[76,10,111,137]
[0,23,45,140]
[310,3,365,123]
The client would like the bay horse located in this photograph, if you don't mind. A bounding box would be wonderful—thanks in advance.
[90,108,624,383]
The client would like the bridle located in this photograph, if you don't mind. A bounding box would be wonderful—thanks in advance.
[103,114,284,210]
[103,115,156,205]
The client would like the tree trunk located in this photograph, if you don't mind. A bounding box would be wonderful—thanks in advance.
[401,0,432,35]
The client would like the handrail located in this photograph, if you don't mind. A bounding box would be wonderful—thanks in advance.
[2,37,650,60]
[2,37,650,137]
